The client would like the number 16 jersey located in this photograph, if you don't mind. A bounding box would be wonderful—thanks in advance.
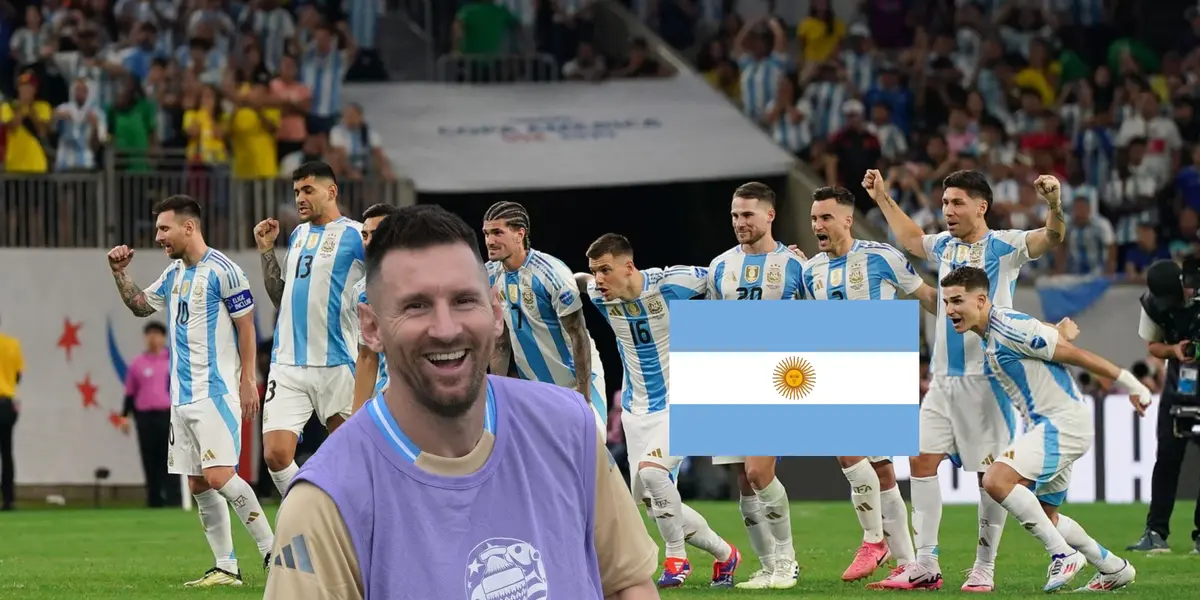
[587,266,707,417]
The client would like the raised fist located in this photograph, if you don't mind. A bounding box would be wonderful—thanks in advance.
[861,169,887,200]
[1034,174,1061,206]
[254,218,280,251]
[107,245,134,272]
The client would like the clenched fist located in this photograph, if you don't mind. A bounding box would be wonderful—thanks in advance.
[861,169,887,201]
[254,218,280,252]
[1055,317,1079,342]
[1034,174,1061,207]
[108,245,135,272]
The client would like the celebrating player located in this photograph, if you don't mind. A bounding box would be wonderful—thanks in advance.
[865,169,1067,591]
[705,182,802,590]
[108,195,274,587]
[578,233,742,588]
[481,201,608,422]
[351,203,407,413]
[941,266,1141,592]
[254,161,365,497]
[799,186,937,586]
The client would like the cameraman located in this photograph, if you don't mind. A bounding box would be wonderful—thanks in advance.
[1127,259,1200,554]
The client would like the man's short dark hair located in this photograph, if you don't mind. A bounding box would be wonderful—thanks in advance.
[483,201,531,249]
[365,205,481,283]
[362,203,398,221]
[144,321,167,336]
[292,161,337,183]
[733,182,776,206]
[152,194,202,221]
[586,233,634,260]
[940,266,990,291]
[942,170,993,205]
[812,186,855,206]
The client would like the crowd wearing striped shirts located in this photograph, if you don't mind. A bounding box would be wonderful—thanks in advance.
[656,0,1200,281]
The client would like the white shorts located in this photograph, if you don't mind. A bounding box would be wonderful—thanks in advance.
[168,396,242,477]
[262,363,354,435]
[920,374,1017,472]
[622,409,681,502]
[996,407,1093,506]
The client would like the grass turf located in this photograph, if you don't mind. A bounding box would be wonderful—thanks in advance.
[1,501,1197,598]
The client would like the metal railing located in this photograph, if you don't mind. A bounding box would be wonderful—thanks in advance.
[0,151,415,250]
[435,53,561,83]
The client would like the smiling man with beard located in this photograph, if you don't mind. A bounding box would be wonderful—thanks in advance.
[264,206,660,600]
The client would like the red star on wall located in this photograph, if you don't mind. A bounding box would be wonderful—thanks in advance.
[77,374,99,408]
[57,318,83,361]
[108,411,125,429]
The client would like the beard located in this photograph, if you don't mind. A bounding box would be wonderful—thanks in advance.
[393,343,489,419]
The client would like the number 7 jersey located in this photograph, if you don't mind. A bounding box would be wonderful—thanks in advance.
[586,266,708,416]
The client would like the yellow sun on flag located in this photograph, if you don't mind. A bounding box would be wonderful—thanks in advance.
[773,357,816,400]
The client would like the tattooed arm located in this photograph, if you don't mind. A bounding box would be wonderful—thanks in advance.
[562,309,593,398]
[260,249,286,310]
[1025,175,1068,259]
[863,170,928,258]
[113,269,158,317]
[491,319,513,377]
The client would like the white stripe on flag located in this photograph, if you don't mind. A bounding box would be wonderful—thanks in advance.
[669,351,919,406]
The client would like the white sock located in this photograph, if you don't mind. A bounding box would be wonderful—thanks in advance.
[740,494,775,569]
[269,462,299,498]
[681,503,732,561]
[755,477,795,561]
[639,467,687,558]
[842,459,884,544]
[998,486,1073,556]
[976,487,1007,570]
[880,486,915,566]
[194,489,238,573]
[217,475,275,558]
[910,475,942,570]
[1056,514,1126,573]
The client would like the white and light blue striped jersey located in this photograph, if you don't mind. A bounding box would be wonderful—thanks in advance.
[981,306,1082,425]
[54,102,106,170]
[486,249,604,391]
[353,278,388,396]
[143,249,254,406]
[302,48,351,118]
[924,230,1033,377]
[271,217,366,368]
[588,266,708,415]
[343,0,384,50]
[707,242,804,300]
[737,51,789,122]
[803,240,923,300]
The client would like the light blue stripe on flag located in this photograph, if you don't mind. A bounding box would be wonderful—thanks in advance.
[669,300,920,352]
[668,300,920,456]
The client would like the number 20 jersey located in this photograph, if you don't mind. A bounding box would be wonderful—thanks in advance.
[706,242,805,300]
[586,266,707,416]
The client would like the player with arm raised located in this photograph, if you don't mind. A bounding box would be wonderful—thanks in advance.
[942,266,1142,593]
[350,203,404,414]
[481,202,608,422]
[108,195,274,587]
[579,233,742,589]
[799,186,936,587]
[865,168,1068,591]
[705,182,802,591]
[253,161,365,498]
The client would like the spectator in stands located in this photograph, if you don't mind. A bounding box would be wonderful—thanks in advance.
[1122,223,1171,283]
[1116,90,1183,184]
[563,40,607,81]
[107,74,156,172]
[1055,196,1116,276]
[827,99,881,212]
[53,77,107,172]
[238,0,298,74]
[453,0,521,58]
[612,37,665,78]
[9,6,46,70]
[302,22,354,133]
[763,75,811,159]
[795,0,843,71]
[1,72,52,174]
[731,15,788,123]
[227,75,280,180]
[548,0,597,65]
[270,54,311,158]
[329,102,395,181]
[1105,137,1159,258]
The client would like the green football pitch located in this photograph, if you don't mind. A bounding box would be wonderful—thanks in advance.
[2,501,1197,598]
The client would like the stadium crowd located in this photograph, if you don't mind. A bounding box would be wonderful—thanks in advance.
[676,0,1195,285]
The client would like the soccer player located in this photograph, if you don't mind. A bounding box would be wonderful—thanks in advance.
[941,266,1142,592]
[264,206,659,600]
[865,169,1068,591]
[254,161,365,497]
[108,195,274,587]
[578,233,742,589]
[800,186,938,586]
[481,201,608,422]
[705,182,803,590]
[351,203,402,413]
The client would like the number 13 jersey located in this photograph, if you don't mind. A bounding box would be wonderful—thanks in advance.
[587,266,707,417]
[272,218,365,368]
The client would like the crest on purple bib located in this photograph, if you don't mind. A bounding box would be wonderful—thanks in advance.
[464,537,549,600]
